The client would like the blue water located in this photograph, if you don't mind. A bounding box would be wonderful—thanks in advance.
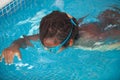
[0,0,120,80]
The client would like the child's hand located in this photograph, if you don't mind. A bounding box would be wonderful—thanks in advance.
[0,45,21,65]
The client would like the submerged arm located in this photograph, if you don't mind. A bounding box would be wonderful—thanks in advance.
[12,34,40,48]
[0,34,39,64]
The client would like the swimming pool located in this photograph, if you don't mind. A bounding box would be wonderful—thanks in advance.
[0,0,120,80]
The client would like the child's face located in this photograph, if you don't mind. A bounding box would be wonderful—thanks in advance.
[43,37,61,47]
[42,37,65,53]
[42,37,74,53]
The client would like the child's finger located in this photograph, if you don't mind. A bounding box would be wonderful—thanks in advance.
[0,55,2,62]
[16,51,22,61]
[0,50,5,62]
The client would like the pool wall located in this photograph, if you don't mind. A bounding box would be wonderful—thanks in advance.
[0,0,26,17]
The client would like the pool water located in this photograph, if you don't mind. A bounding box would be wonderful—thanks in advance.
[0,0,120,80]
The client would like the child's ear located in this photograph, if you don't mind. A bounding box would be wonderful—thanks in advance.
[69,39,73,46]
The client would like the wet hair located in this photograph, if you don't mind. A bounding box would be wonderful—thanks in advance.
[39,11,79,47]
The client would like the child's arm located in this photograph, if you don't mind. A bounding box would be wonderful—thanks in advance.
[13,34,40,48]
[0,34,39,64]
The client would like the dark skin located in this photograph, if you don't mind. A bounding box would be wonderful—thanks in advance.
[78,23,120,41]
[0,10,120,64]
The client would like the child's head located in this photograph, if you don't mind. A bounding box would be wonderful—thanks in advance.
[39,11,79,52]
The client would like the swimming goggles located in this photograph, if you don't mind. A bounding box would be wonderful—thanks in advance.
[41,18,77,53]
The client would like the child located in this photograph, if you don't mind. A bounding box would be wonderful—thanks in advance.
[0,8,120,64]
